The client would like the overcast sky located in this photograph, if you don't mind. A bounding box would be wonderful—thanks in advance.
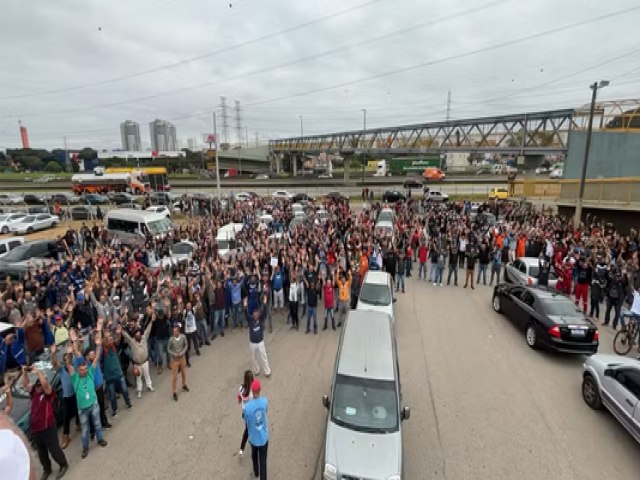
[0,0,639,151]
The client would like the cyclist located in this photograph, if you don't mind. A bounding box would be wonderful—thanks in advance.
[622,287,640,359]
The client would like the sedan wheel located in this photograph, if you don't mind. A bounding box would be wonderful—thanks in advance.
[492,295,502,313]
[525,324,538,349]
[1,226,7,234]
[26,227,33,234]
[582,375,603,409]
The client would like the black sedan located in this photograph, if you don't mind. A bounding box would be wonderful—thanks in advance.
[492,284,598,354]
[291,193,314,204]
[382,190,406,203]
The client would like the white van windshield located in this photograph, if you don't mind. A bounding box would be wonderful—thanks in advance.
[331,374,398,433]
[147,218,171,234]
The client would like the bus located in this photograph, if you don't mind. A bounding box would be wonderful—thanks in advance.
[106,167,171,191]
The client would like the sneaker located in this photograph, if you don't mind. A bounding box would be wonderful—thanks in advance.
[103,423,112,429]
[173,393,178,402]
[147,386,155,392]
[238,449,243,457]
[157,367,163,375]
[137,391,142,398]
[433,282,437,286]
[126,403,132,409]
[440,283,443,287]
[81,449,88,459]
[98,439,108,447]
[182,385,190,392]
[112,411,118,418]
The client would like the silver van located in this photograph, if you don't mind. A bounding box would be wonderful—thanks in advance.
[105,209,172,245]
[322,310,409,480]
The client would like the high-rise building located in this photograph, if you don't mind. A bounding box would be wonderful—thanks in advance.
[186,137,198,150]
[149,119,177,152]
[120,120,141,151]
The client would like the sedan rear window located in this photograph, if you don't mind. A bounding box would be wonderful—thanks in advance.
[541,297,582,316]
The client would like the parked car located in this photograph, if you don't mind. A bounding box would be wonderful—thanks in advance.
[0,194,24,205]
[149,192,172,205]
[70,205,97,220]
[0,213,27,234]
[403,178,423,190]
[423,167,446,181]
[0,237,25,258]
[0,239,59,274]
[582,354,640,443]
[23,194,46,205]
[146,205,171,218]
[291,193,314,204]
[111,192,136,205]
[255,173,270,180]
[234,192,253,204]
[504,257,558,289]
[382,190,406,203]
[32,174,56,183]
[83,193,109,205]
[356,270,396,324]
[272,190,293,200]
[50,193,80,204]
[318,172,333,179]
[118,202,141,210]
[10,214,60,234]
[492,283,599,354]
[324,191,348,202]
[535,166,550,175]
[425,190,449,202]
[549,168,563,179]
[27,206,50,215]
[488,188,509,200]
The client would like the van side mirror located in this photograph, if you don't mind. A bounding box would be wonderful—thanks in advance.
[322,394,330,409]
[604,368,614,378]
[401,406,410,421]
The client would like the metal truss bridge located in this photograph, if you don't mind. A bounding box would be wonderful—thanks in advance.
[269,109,577,156]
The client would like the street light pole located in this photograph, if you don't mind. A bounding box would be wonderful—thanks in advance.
[299,115,303,138]
[213,112,221,200]
[574,80,609,226]
[361,108,367,183]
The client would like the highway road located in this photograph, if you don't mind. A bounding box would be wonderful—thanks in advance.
[50,279,640,480]
[0,175,512,193]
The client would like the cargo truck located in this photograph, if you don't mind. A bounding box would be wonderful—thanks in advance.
[374,156,441,176]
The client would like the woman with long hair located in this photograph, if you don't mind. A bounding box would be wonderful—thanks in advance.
[236,370,254,457]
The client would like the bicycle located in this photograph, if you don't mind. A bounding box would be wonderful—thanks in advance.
[613,311,639,355]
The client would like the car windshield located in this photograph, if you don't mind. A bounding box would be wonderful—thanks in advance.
[173,243,194,255]
[541,297,582,316]
[331,374,398,433]
[217,239,231,250]
[147,218,171,234]
[377,211,394,223]
[20,216,35,223]
[359,283,391,306]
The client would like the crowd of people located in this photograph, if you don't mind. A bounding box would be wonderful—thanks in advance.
[1,187,640,479]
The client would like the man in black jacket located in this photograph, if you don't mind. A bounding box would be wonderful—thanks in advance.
[603,268,625,329]
[384,250,397,289]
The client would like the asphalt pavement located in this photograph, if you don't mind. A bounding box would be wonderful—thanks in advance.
[46,278,640,480]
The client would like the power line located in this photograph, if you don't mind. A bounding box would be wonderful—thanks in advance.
[0,0,389,101]
[1,0,511,119]
[242,5,640,109]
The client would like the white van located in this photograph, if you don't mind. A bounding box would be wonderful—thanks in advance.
[322,310,409,480]
[105,209,172,244]
[0,237,25,259]
[216,223,244,258]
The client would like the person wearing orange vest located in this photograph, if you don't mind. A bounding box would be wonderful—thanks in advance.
[335,269,352,327]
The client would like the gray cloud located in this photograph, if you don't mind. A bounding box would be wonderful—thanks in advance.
[0,0,638,150]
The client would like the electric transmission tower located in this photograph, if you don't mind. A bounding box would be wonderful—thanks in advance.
[234,100,243,147]
[219,96,230,144]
